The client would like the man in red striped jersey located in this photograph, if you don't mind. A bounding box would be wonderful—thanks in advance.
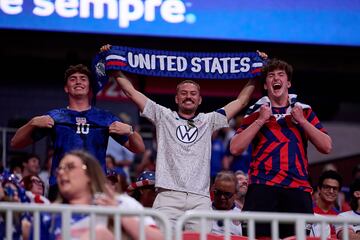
[230,58,332,238]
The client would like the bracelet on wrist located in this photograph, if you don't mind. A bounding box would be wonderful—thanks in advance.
[128,126,134,136]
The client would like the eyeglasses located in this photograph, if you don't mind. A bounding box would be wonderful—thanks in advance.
[31,178,44,187]
[187,119,195,128]
[321,184,339,192]
[56,162,87,174]
[213,189,234,199]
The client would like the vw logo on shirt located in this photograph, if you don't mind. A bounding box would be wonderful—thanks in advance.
[176,125,198,143]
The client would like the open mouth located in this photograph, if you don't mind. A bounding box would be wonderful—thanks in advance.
[272,82,282,90]
[59,179,70,186]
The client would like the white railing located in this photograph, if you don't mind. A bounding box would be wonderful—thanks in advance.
[0,202,172,240]
[175,210,360,240]
[2,203,360,240]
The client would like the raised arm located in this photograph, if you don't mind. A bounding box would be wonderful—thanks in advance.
[100,44,148,112]
[10,115,54,149]
[112,71,148,112]
[223,79,256,121]
[223,50,267,121]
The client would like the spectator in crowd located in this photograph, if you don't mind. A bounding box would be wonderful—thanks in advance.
[336,178,360,240]
[9,155,24,180]
[105,154,129,188]
[134,148,157,178]
[230,58,332,238]
[211,171,242,236]
[105,167,129,193]
[35,150,162,240]
[0,172,24,239]
[320,164,351,213]
[22,154,40,178]
[10,64,145,201]
[101,44,267,231]
[20,174,45,196]
[103,160,163,239]
[106,112,137,183]
[38,149,53,198]
[20,174,49,240]
[106,154,116,170]
[127,170,157,208]
[314,170,342,237]
[223,114,252,174]
[234,170,248,210]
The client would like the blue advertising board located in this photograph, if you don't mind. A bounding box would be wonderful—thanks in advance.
[1,0,359,46]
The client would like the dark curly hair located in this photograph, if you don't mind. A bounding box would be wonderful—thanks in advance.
[317,170,343,189]
[261,58,293,83]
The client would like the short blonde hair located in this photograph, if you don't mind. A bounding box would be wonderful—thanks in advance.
[176,80,200,93]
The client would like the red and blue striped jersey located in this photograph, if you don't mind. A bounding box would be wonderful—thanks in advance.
[237,105,328,192]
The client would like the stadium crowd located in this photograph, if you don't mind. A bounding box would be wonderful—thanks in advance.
[1,53,360,240]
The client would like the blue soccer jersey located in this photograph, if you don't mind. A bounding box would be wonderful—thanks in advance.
[32,107,128,185]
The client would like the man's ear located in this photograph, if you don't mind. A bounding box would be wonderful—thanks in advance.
[287,81,292,89]
[64,85,69,94]
[263,82,268,90]
[199,96,202,105]
[175,95,179,105]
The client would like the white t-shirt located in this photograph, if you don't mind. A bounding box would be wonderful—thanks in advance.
[141,99,228,196]
[335,210,360,236]
[116,193,157,227]
[309,214,331,238]
[211,206,242,236]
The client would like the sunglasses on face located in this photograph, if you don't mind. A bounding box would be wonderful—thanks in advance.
[321,184,339,192]
[213,189,234,199]
[187,119,195,128]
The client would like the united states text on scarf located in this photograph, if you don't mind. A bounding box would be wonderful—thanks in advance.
[91,45,265,96]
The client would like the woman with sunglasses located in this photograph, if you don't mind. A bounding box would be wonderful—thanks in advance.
[21,175,45,197]
[33,150,163,240]
[20,174,49,240]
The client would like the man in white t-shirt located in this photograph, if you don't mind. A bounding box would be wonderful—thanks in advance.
[102,44,266,231]
[335,178,360,239]
[211,171,242,236]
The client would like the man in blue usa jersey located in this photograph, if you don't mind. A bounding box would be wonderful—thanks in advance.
[10,64,145,201]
